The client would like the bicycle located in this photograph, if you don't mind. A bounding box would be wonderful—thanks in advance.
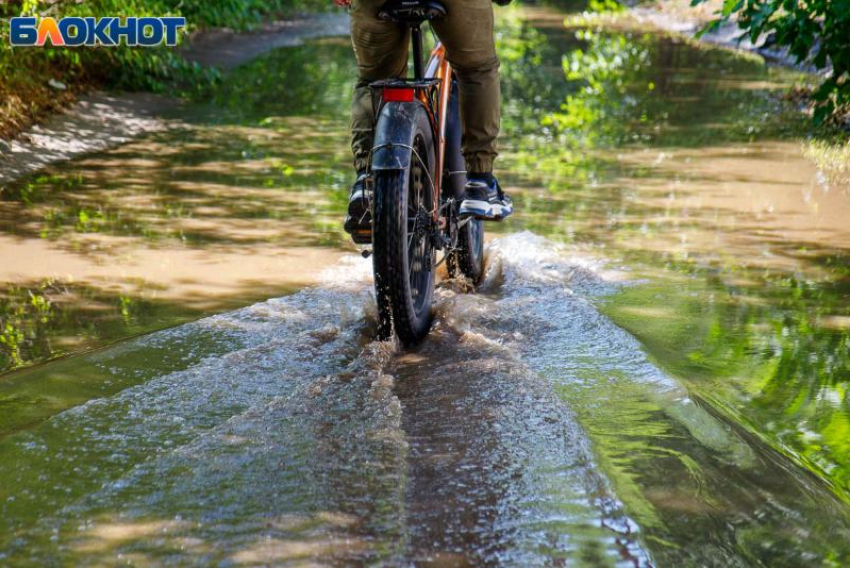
[352,0,485,344]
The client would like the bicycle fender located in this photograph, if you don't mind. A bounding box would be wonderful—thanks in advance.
[371,101,432,170]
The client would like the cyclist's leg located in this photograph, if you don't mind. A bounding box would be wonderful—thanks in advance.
[349,0,410,172]
[434,0,513,220]
[345,0,410,235]
[430,0,500,176]
[432,0,511,220]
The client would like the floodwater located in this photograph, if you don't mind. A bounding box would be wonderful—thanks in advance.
[2,5,850,566]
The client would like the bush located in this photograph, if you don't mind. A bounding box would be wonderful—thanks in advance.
[693,0,850,124]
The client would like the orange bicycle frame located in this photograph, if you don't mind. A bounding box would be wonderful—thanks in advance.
[422,42,451,218]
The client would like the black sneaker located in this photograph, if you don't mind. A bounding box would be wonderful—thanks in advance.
[459,174,513,220]
[343,170,372,243]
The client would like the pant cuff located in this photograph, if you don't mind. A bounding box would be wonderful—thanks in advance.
[354,158,369,172]
[464,156,495,174]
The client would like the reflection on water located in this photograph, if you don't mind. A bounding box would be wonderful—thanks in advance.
[0,38,356,372]
[491,8,850,513]
[0,278,212,373]
[1,4,850,565]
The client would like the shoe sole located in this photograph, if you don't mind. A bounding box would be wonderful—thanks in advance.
[459,199,513,221]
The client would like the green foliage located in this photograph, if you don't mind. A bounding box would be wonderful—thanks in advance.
[208,39,353,121]
[496,6,558,134]
[586,0,624,14]
[0,282,53,369]
[693,0,850,123]
[605,269,850,502]
[538,0,617,13]
[0,0,327,105]
[164,0,328,30]
[548,30,651,144]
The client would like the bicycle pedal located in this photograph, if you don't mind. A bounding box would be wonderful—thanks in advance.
[351,229,372,245]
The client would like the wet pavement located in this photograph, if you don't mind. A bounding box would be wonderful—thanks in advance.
[2,5,850,566]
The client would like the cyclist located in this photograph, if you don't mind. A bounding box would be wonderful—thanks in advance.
[335,0,513,237]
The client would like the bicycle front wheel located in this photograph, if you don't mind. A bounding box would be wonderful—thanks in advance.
[372,131,436,344]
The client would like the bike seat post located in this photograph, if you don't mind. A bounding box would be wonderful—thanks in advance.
[376,0,445,78]
[411,23,424,80]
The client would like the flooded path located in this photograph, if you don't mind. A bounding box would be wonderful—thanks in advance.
[2,4,850,566]
[4,234,849,565]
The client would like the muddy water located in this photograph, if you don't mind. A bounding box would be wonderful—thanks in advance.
[3,5,850,566]
[2,235,849,565]
[0,37,356,373]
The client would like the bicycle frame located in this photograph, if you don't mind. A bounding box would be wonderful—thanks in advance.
[423,42,452,218]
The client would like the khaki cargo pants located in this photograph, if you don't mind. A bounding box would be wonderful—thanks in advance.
[349,0,500,174]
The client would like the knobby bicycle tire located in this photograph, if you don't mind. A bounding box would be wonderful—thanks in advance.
[449,218,485,284]
[372,129,436,344]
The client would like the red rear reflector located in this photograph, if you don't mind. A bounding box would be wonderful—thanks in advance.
[383,87,415,102]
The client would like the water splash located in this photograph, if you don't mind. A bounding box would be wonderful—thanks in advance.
[0,232,796,565]
[440,232,756,469]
